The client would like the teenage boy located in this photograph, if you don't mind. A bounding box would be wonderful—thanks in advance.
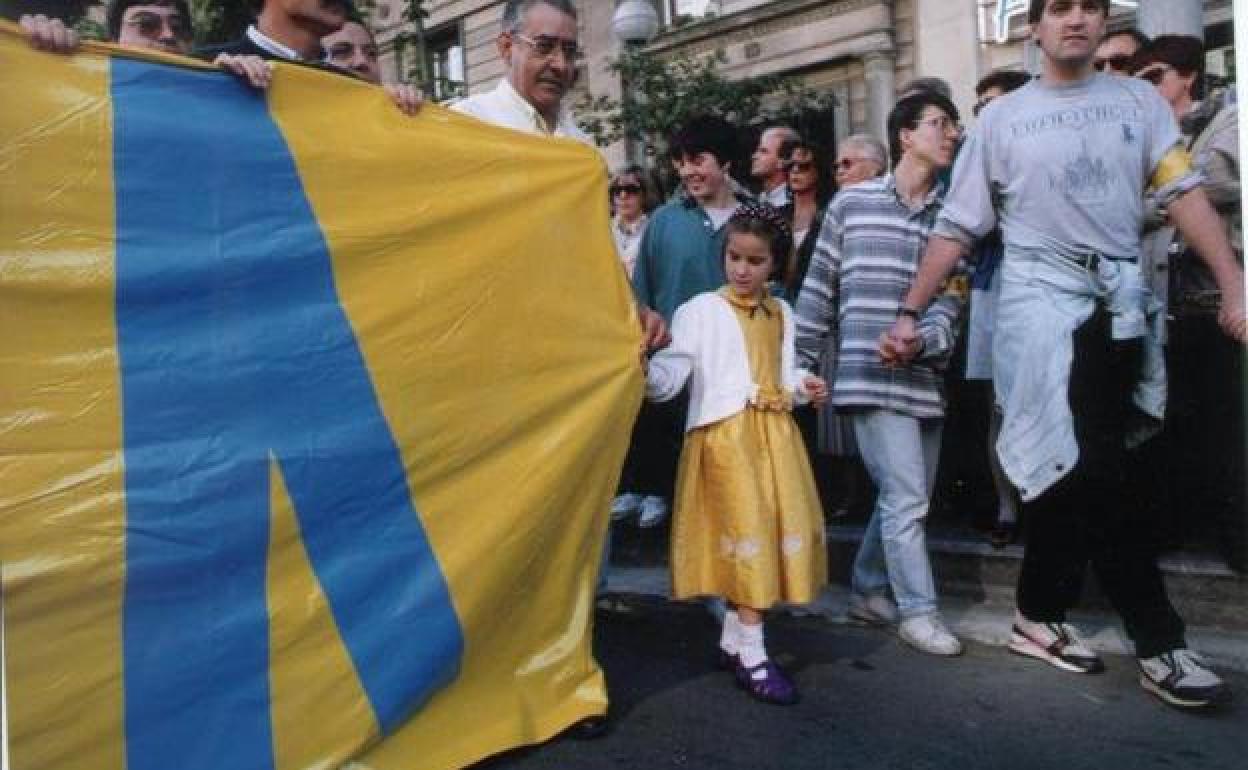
[795,91,966,657]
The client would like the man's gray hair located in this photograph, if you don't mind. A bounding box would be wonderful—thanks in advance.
[501,0,579,34]
[839,134,888,172]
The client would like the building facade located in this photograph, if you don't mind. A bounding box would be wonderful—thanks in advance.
[368,0,1233,157]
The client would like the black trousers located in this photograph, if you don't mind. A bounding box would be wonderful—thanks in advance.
[616,393,687,500]
[1016,308,1186,659]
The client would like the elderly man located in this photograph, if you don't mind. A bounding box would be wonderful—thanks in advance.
[833,133,887,190]
[888,0,1244,710]
[453,0,665,344]
[751,125,799,206]
[452,0,667,739]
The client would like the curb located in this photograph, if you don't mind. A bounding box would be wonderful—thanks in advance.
[605,565,1248,674]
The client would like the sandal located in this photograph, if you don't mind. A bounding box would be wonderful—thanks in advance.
[734,660,800,705]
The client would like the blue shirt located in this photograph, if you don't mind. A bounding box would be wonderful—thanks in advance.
[633,193,744,321]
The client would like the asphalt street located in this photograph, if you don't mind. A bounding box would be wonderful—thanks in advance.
[476,595,1248,770]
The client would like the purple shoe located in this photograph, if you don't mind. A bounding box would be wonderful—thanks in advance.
[735,660,800,705]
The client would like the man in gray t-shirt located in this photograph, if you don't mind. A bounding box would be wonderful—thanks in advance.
[885,0,1245,712]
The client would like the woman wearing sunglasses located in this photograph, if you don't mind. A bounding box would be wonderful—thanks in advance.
[1133,35,1243,557]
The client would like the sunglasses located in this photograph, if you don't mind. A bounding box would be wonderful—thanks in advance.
[1135,66,1171,85]
[124,11,193,41]
[1094,54,1132,73]
[611,184,642,195]
[785,161,814,173]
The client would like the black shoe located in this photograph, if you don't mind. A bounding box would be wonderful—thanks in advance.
[565,715,610,740]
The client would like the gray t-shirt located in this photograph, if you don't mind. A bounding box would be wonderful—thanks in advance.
[935,73,1195,260]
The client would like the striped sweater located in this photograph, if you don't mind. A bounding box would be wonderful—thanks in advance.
[794,174,965,419]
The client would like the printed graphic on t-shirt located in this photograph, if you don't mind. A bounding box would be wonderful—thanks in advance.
[1050,139,1113,203]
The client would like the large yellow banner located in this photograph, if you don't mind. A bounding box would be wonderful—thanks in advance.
[0,24,640,770]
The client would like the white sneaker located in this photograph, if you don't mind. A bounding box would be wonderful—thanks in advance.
[1139,649,1231,710]
[847,593,899,626]
[1008,611,1105,674]
[610,494,642,522]
[899,615,963,656]
[637,496,669,528]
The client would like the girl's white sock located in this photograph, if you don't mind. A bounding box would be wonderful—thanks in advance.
[738,620,768,670]
[719,610,741,655]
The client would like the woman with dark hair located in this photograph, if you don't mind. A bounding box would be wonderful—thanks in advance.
[780,140,831,302]
[1133,35,1243,559]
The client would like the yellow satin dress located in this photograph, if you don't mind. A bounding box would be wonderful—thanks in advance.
[670,289,828,609]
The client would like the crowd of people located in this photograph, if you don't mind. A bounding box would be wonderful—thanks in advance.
[13,0,1245,744]
[605,0,1245,718]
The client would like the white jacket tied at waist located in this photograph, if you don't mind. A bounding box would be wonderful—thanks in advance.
[646,292,813,431]
[993,247,1166,502]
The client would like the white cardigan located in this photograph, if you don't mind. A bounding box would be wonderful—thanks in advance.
[646,291,813,432]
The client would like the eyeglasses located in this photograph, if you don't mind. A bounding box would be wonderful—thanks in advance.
[836,157,867,170]
[124,11,192,42]
[1135,65,1172,85]
[610,184,642,196]
[1094,54,1133,73]
[917,115,961,134]
[328,42,379,62]
[514,33,581,61]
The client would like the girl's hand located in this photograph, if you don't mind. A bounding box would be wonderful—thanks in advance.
[803,375,828,405]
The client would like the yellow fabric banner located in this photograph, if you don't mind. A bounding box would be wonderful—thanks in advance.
[0,24,640,770]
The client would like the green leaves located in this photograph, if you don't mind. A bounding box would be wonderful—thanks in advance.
[577,46,833,162]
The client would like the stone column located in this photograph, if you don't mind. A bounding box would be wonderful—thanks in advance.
[862,50,896,145]
[1137,0,1204,39]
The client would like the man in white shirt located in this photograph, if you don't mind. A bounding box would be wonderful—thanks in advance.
[453,0,666,354]
[750,125,798,207]
[451,0,668,740]
[453,0,586,140]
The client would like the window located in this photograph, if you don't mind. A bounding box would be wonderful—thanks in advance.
[667,0,716,24]
[426,24,464,101]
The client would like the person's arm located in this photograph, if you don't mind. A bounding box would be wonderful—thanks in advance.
[1167,187,1247,341]
[792,205,842,372]
[1197,108,1240,211]
[645,302,697,401]
[883,235,969,363]
[912,260,968,362]
[631,217,659,312]
[637,304,669,352]
[885,119,998,363]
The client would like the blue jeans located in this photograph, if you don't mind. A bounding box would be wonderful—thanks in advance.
[851,409,943,618]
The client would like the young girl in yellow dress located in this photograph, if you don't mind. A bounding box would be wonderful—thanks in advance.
[645,202,828,705]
